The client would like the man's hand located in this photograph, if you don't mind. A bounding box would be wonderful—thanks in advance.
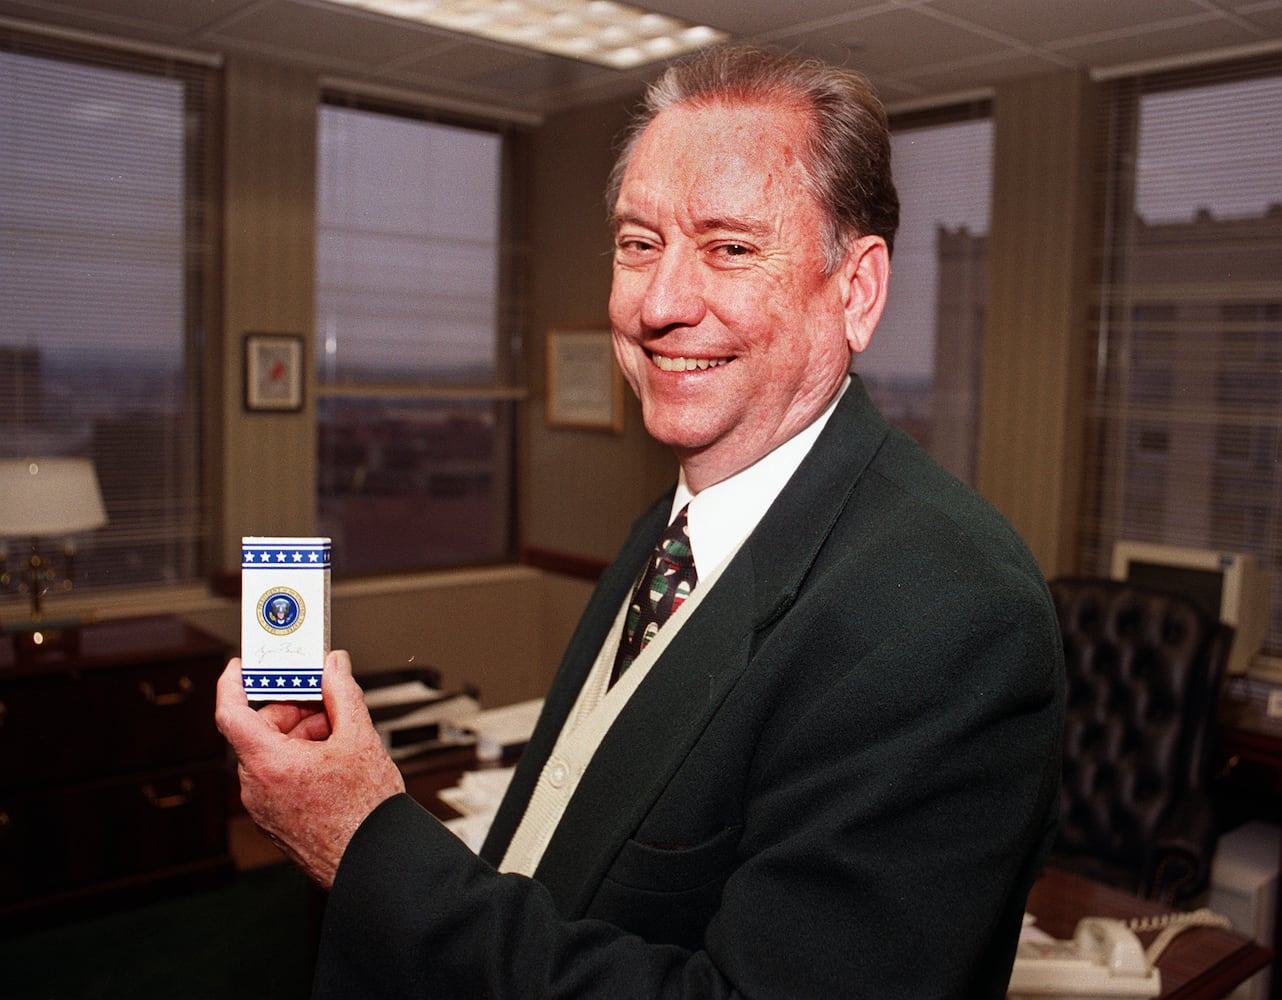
[215,650,406,889]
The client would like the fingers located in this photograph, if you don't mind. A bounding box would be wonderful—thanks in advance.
[320,649,373,734]
[216,657,249,711]
[216,649,375,749]
[214,658,255,742]
[216,657,329,743]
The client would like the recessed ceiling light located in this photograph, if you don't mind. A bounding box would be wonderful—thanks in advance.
[325,0,729,69]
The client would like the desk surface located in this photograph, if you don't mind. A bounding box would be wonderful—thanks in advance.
[1028,867,1272,1000]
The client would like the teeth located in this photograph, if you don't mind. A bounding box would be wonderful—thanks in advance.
[652,355,730,372]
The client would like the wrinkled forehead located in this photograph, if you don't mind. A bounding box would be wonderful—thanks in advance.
[614,100,818,224]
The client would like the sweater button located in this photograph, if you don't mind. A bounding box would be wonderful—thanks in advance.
[548,760,569,788]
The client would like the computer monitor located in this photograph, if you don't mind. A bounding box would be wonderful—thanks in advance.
[1110,540,1271,677]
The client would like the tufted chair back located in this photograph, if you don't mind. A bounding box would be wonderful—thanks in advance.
[1047,577,1234,904]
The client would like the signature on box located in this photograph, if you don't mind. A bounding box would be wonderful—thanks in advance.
[251,642,308,665]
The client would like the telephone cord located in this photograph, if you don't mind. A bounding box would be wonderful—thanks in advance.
[1126,908,1234,965]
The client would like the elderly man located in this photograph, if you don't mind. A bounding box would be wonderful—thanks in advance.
[217,46,1063,998]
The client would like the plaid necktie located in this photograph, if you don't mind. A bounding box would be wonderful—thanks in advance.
[610,504,697,686]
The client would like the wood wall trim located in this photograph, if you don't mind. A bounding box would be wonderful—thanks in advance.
[521,547,608,582]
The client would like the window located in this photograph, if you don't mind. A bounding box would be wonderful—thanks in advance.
[0,37,214,593]
[862,106,993,484]
[315,103,519,574]
[1083,57,1282,656]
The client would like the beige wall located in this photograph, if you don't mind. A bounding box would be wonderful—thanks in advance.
[219,59,319,563]
[978,71,1096,578]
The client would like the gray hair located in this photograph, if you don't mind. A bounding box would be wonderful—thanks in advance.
[607,46,900,272]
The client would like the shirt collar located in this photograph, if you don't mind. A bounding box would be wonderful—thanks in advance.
[672,377,849,575]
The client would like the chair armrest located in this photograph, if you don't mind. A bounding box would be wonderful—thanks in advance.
[1142,792,1218,905]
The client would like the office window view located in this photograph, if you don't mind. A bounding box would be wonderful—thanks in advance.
[863,113,993,484]
[1083,62,1282,654]
[0,46,211,594]
[315,104,515,574]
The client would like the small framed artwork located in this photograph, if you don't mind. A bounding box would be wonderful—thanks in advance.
[244,333,304,412]
[546,328,624,432]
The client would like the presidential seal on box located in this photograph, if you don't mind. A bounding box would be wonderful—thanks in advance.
[241,536,330,701]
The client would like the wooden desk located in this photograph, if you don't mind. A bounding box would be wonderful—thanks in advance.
[1028,867,1272,1000]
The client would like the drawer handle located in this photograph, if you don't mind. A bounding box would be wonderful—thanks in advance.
[139,675,194,706]
[142,777,194,809]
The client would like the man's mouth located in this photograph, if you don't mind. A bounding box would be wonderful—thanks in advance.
[648,353,732,372]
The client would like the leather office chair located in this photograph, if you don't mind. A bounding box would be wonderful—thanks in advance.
[1046,576,1234,905]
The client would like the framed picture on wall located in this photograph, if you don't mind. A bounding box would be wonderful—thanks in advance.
[244,333,304,412]
[546,328,624,432]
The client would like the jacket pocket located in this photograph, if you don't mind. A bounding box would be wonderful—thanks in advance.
[605,824,743,892]
[590,825,743,947]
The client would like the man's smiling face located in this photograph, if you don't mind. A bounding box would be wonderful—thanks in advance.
[608,98,864,491]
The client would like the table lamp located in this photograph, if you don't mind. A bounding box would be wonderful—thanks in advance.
[0,457,108,627]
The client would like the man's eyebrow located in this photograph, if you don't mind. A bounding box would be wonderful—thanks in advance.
[609,211,648,233]
[609,211,773,237]
[694,215,773,238]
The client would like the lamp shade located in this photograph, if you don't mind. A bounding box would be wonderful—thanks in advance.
[0,458,108,537]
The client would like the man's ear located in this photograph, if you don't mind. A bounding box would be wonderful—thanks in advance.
[838,235,891,356]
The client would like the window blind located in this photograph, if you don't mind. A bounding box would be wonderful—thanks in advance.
[1082,54,1282,657]
[315,100,519,573]
[0,31,216,593]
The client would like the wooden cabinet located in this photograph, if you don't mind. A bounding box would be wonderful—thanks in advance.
[0,616,233,926]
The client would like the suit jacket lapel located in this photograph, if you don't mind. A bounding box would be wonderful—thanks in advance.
[486,380,892,915]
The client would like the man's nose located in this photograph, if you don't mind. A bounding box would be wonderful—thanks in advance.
[640,248,706,330]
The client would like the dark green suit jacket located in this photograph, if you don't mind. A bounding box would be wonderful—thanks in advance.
[314,378,1065,998]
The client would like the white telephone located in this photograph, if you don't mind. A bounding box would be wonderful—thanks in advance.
[1007,909,1233,999]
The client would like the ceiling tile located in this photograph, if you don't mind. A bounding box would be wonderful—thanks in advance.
[1219,0,1282,11]
[784,7,1014,77]
[0,0,253,37]
[389,38,539,83]
[928,0,1200,46]
[206,0,438,69]
[639,0,893,41]
[1049,16,1268,65]
[1235,3,1282,33]
[465,50,626,98]
[896,49,1079,94]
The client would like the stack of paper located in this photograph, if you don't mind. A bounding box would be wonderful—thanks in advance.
[445,698,543,762]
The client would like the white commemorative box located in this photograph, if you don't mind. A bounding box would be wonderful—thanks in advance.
[241,536,331,701]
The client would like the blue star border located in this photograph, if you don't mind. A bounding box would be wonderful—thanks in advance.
[241,543,331,569]
[244,668,323,701]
